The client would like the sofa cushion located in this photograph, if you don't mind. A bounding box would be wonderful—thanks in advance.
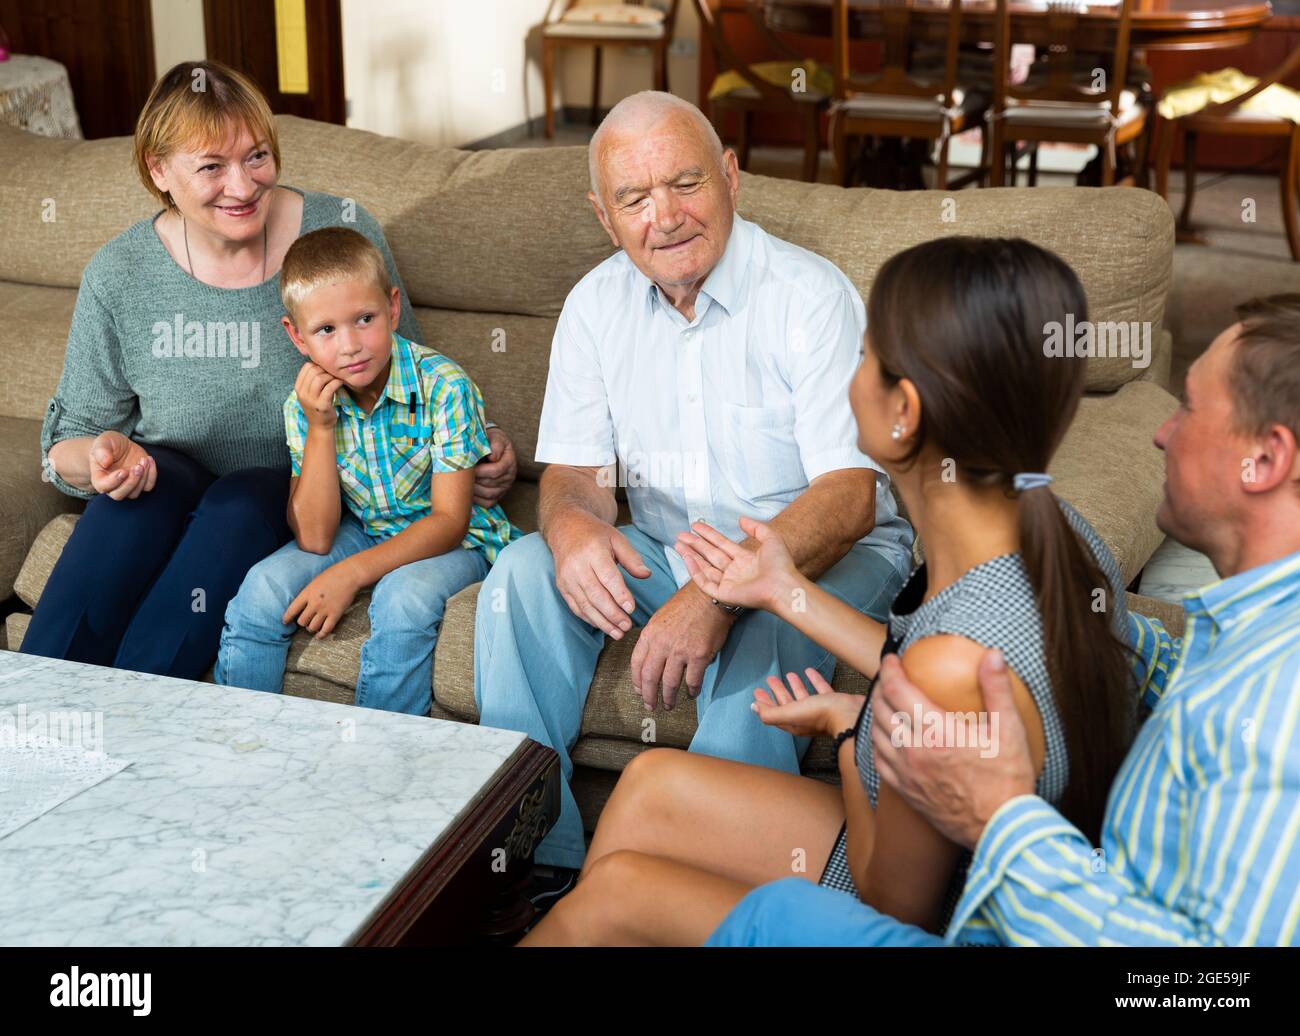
[0,126,155,290]
[0,283,78,422]
[1048,379,1177,587]
[273,117,618,319]
[1,424,83,603]
[410,308,560,482]
[736,176,1173,393]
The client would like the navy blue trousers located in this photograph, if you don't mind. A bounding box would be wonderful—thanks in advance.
[22,444,292,680]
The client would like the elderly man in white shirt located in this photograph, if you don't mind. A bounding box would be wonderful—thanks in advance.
[474,92,913,881]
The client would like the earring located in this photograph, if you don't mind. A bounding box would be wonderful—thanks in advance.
[891,423,904,441]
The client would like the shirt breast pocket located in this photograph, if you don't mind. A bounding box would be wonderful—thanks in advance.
[390,435,433,490]
[338,445,372,501]
[718,400,806,500]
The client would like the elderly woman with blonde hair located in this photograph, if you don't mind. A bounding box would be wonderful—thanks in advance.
[24,60,517,678]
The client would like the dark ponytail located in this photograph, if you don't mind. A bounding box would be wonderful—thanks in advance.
[1016,485,1134,842]
[868,237,1135,844]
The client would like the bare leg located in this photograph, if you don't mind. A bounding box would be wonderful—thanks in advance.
[521,850,752,947]
[583,747,849,888]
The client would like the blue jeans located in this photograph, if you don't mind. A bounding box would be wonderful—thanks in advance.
[706,878,948,947]
[216,516,489,715]
[22,444,291,679]
[473,524,905,870]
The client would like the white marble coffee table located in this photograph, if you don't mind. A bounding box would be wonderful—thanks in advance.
[0,651,559,946]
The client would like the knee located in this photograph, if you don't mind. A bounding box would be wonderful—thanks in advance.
[609,748,684,817]
[582,848,644,892]
[619,746,678,792]
[226,558,295,627]
[369,575,445,635]
[476,533,555,614]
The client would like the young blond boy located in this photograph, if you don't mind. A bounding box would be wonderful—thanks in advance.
[216,227,515,714]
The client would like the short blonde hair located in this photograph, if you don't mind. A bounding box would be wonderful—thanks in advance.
[134,60,282,210]
[280,227,393,325]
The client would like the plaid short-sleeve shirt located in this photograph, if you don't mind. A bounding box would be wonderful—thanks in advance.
[284,332,517,563]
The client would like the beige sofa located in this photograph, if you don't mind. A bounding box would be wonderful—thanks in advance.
[0,115,1186,830]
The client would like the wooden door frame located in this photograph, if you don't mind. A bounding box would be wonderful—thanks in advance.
[202,0,345,124]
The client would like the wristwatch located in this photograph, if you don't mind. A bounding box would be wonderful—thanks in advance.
[710,597,746,617]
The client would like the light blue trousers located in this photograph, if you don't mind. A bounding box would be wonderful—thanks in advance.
[706,878,948,946]
[473,523,904,869]
[216,516,489,716]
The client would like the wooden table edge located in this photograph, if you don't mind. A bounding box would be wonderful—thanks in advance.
[347,738,561,947]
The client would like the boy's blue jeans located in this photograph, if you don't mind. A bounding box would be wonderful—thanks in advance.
[216,516,489,715]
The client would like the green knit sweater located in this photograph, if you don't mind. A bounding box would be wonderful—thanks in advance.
[41,187,422,498]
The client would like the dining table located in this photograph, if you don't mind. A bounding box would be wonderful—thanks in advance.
[759,0,1275,52]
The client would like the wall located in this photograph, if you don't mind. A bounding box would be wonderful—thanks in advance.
[340,0,553,146]
[342,0,699,147]
[146,0,699,148]
[150,0,207,79]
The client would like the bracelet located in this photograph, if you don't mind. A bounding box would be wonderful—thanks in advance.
[832,697,869,753]
[710,597,745,617]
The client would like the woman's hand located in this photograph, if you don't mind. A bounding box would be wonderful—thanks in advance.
[282,561,361,639]
[474,426,517,508]
[88,431,156,500]
[752,666,864,739]
[675,516,800,613]
[296,362,343,429]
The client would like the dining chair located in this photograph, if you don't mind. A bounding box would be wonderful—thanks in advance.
[828,0,988,190]
[695,0,830,182]
[1153,50,1300,262]
[541,1,681,139]
[988,0,1150,187]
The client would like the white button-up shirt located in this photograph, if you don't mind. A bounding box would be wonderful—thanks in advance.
[535,213,914,588]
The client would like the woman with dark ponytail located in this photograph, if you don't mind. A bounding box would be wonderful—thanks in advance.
[521,237,1142,947]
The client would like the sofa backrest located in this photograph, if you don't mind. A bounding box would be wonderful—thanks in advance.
[0,116,1173,481]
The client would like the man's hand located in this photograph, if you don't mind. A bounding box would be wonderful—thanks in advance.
[474,426,517,508]
[871,649,1036,850]
[89,430,156,501]
[296,362,343,429]
[752,666,863,739]
[550,509,651,640]
[630,586,732,711]
[282,561,362,639]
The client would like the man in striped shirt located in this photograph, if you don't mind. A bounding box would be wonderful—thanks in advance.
[708,294,1300,946]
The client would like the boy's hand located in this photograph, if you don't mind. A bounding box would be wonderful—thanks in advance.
[282,561,362,639]
[296,362,343,429]
[89,430,156,500]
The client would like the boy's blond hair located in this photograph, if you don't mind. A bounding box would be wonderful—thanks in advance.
[280,227,393,325]
[134,60,281,211]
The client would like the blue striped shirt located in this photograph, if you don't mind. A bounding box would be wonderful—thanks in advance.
[946,549,1300,945]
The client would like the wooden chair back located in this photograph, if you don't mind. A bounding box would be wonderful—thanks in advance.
[832,0,964,108]
[993,0,1133,114]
